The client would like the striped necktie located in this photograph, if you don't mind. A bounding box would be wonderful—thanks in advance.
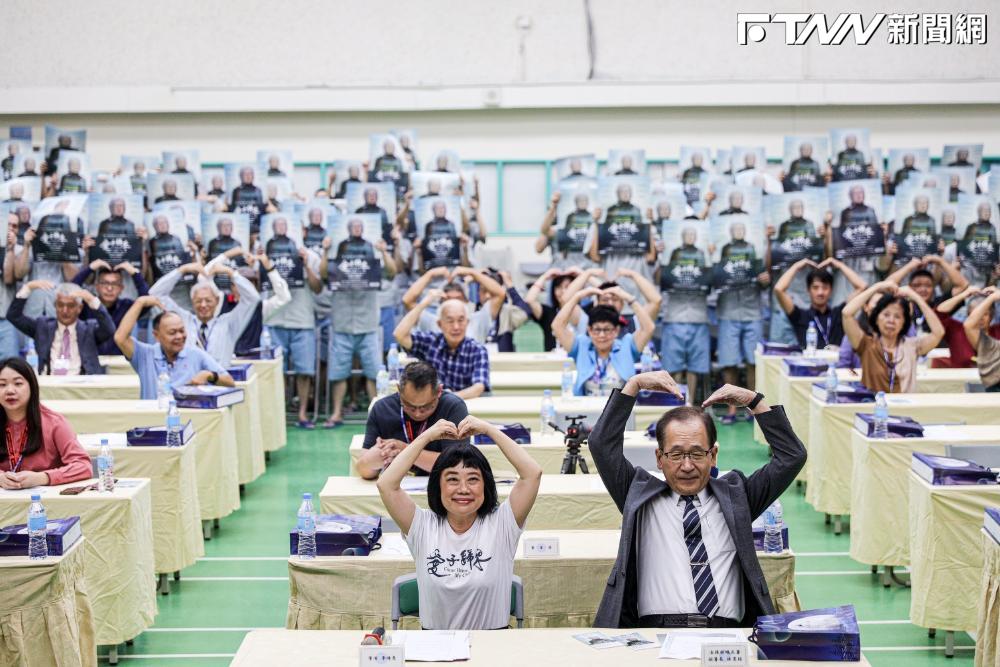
[681,495,720,617]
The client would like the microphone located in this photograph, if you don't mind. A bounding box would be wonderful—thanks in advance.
[362,626,385,646]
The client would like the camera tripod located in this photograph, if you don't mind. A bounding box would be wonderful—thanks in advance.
[550,414,590,475]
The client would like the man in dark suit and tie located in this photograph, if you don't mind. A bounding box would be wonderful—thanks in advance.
[589,371,805,629]
[7,280,115,375]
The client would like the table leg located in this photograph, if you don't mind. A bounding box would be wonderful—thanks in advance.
[928,628,936,638]
[887,566,910,588]
[158,572,171,595]
[202,519,213,540]
[108,645,118,665]
[174,570,181,581]
[833,515,843,535]
[945,631,954,658]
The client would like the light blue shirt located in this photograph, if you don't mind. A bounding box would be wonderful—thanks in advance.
[569,333,639,396]
[129,339,226,400]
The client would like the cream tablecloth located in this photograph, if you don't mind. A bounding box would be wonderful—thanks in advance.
[347,431,659,477]
[849,425,1000,567]
[39,375,265,486]
[0,479,156,646]
[285,531,799,630]
[977,530,1000,667]
[908,473,1000,632]
[487,351,575,373]
[42,399,240,521]
[0,539,96,667]
[320,476,622,531]
[78,433,204,575]
[462,395,668,432]
[806,393,1000,517]
[234,628,868,667]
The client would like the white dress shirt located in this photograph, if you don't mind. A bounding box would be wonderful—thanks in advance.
[636,488,744,620]
[50,322,82,376]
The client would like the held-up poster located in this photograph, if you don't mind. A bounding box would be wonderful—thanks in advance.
[414,196,462,269]
[956,194,999,269]
[555,180,597,256]
[892,186,942,261]
[828,180,885,259]
[709,213,764,290]
[260,212,304,289]
[327,213,383,291]
[597,175,649,256]
[31,194,87,262]
[660,218,711,292]
[145,210,192,282]
[86,193,144,265]
[766,190,825,270]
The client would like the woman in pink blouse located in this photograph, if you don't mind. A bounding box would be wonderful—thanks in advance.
[0,357,92,489]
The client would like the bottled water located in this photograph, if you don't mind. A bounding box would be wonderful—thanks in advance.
[560,361,574,399]
[387,344,401,382]
[28,494,48,560]
[824,366,839,403]
[540,389,556,436]
[157,371,171,410]
[805,322,818,357]
[297,493,317,559]
[166,401,183,447]
[873,391,889,439]
[52,353,70,376]
[259,328,273,359]
[97,439,115,492]
[762,500,784,554]
[375,365,390,397]
[25,341,39,373]
[640,347,653,373]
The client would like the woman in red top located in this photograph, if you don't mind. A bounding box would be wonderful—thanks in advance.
[0,357,92,489]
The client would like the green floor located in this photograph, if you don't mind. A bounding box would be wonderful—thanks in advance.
[103,324,977,664]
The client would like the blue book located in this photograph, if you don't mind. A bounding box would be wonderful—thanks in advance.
[760,342,802,356]
[752,605,860,661]
[811,381,875,404]
[783,358,830,377]
[911,453,998,485]
[635,385,687,407]
[226,363,255,382]
[473,423,531,445]
[854,413,924,438]
[234,346,280,361]
[172,385,245,409]
[0,516,82,557]
[986,508,1000,546]
[126,420,195,446]
[289,514,382,556]
[752,526,790,551]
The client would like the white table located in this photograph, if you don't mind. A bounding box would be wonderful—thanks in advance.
[462,395,670,431]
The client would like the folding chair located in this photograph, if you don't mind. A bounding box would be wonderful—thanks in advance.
[390,573,524,629]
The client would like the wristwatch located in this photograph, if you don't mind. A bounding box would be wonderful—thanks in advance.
[209,371,219,384]
[747,392,765,411]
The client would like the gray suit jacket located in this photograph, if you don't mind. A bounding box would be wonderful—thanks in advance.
[589,390,806,628]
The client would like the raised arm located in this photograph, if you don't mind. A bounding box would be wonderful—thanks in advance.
[402,266,448,310]
[149,262,202,313]
[963,288,1000,350]
[936,284,976,317]
[376,419,458,535]
[552,287,597,352]
[842,281,894,350]
[394,290,440,351]
[115,295,163,360]
[14,229,34,278]
[923,254,969,295]
[524,268,561,319]
[896,285,944,355]
[460,267,505,319]
[773,259,814,315]
[885,257,922,287]
[536,192,560,254]
[616,268,662,322]
[824,257,867,296]
[211,263,261,330]
[8,280,52,337]
[457,416,542,527]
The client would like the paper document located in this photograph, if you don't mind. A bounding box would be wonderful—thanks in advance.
[401,477,430,492]
[572,632,626,649]
[658,631,745,659]
[612,632,658,650]
[391,630,470,661]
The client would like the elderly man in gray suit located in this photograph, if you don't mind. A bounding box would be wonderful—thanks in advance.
[589,371,805,629]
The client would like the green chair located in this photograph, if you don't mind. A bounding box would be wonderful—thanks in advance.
[390,573,524,629]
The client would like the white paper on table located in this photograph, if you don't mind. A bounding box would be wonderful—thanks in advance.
[401,477,430,493]
[391,630,471,661]
[0,486,54,496]
[572,631,626,649]
[658,631,745,659]
[612,632,658,650]
[77,433,129,447]
[919,424,971,440]
[885,396,912,405]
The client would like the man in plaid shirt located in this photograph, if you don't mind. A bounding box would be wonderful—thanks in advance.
[393,291,490,399]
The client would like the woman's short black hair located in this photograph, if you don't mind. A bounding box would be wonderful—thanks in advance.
[427,444,498,520]
[588,305,624,329]
[868,294,912,340]
[549,273,575,307]
[0,357,43,459]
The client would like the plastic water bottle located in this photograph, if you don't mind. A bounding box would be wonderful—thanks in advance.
[27,494,48,560]
[762,500,784,554]
[157,371,171,410]
[297,493,317,559]
[259,327,273,360]
[97,439,115,492]
[387,344,401,382]
[166,401,183,447]
[873,391,889,439]
[376,365,390,397]
[25,341,39,374]
[540,389,556,436]
[560,361,574,399]
[824,366,839,403]
[640,347,654,373]
[805,322,818,357]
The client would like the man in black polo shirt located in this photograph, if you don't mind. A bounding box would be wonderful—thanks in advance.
[773,257,867,348]
[357,361,469,479]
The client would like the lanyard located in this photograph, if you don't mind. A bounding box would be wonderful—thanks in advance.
[5,424,27,473]
[592,356,610,383]
[877,337,897,392]
[399,404,428,444]
[812,313,832,347]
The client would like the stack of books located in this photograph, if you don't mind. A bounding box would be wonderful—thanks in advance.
[0,516,82,557]
[911,453,999,485]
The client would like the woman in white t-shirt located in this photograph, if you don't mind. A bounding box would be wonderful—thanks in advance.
[376,416,543,630]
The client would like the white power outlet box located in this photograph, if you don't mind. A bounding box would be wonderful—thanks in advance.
[359,644,404,666]
[701,642,749,666]
[523,537,560,557]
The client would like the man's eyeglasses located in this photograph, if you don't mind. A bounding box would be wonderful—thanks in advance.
[97,281,122,288]
[657,448,713,463]
[589,326,617,336]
